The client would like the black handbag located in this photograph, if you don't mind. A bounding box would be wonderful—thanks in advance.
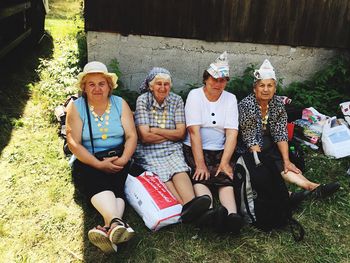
[84,97,124,160]
[94,146,124,160]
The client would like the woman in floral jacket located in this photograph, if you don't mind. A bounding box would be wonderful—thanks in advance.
[238,59,340,204]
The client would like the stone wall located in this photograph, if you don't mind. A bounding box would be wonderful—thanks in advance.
[87,31,345,92]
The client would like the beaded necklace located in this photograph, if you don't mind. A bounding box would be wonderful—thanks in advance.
[152,106,167,128]
[259,104,269,130]
[89,101,111,140]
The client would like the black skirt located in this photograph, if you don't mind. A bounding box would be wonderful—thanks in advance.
[183,144,237,187]
[72,159,129,200]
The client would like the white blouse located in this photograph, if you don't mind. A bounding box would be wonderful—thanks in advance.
[184,87,238,150]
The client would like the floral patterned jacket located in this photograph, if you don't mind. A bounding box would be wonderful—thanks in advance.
[237,93,288,153]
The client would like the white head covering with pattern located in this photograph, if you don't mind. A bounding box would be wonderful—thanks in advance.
[207,51,229,79]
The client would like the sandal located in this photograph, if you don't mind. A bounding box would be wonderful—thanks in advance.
[311,182,340,199]
[88,226,118,254]
[109,218,135,245]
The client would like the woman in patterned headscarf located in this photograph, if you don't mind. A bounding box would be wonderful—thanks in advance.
[133,67,211,224]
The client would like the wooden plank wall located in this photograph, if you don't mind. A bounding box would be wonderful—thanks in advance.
[85,0,350,49]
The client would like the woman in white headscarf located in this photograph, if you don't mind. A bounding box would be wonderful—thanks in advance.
[238,59,340,203]
[183,52,243,234]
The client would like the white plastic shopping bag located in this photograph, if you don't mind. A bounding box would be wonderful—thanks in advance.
[322,117,350,158]
[125,172,182,231]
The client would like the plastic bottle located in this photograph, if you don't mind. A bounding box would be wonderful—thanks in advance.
[290,146,295,155]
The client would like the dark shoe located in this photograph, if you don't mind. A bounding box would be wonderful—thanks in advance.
[181,195,211,223]
[196,208,216,228]
[225,213,244,235]
[312,182,340,199]
[289,190,311,209]
[214,206,228,234]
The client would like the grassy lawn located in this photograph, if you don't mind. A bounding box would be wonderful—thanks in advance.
[0,1,349,262]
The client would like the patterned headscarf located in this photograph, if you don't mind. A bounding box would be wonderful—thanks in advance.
[139,67,172,93]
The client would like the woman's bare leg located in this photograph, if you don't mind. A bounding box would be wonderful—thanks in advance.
[218,186,237,214]
[194,183,213,208]
[172,172,196,204]
[165,181,183,204]
[91,190,125,226]
[282,171,319,191]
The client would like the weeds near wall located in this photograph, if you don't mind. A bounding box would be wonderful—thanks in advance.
[36,16,86,122]
[109,59,139,111]
[281,56,350,116]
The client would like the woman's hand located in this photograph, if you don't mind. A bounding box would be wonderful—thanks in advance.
[215,163,233,180]
[98,156,124,173]
[112,156,128,168]
[283,160,301,174]
[192,164,210,181]
[250,145,261,152]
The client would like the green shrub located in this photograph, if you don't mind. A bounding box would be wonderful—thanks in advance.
[109,59,139,111]
[76,30,87,69]
[177,83,201,102]
[281,56,350,116]
[225,64,256,101]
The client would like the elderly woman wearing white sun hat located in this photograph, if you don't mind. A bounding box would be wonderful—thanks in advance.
[66,61,137,253]
[237,59,340,206]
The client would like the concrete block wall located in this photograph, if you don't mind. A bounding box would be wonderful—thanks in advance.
[87,31,345,92]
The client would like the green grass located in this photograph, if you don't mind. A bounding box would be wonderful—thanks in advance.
[48,0,83,19]
[0,0,350,262]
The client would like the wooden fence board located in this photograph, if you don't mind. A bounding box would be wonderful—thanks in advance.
[85,0,350,48]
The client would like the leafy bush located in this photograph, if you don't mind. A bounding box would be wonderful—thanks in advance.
[177,83,201,103]
[281,56,350,116]
[109,59,139,111]
[34,18,86,123]
[225,64,256,101]
[76,33,87,68]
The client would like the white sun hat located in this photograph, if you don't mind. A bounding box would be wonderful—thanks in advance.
[207,51,230,79]
[254,59,277,81]
[76,61,118,89]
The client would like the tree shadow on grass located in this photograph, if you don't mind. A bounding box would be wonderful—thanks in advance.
[72,182,143,262]
[0,32,54,153]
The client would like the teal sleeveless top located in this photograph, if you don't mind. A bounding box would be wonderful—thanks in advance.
[74,95,124,153]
